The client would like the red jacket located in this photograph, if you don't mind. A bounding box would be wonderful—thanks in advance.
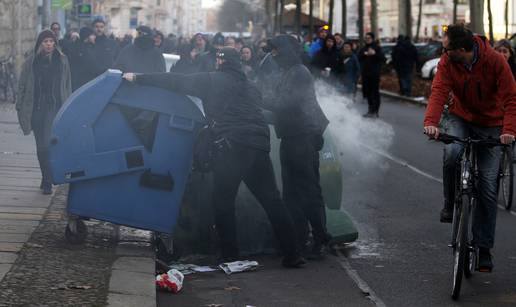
[424,36,516,136]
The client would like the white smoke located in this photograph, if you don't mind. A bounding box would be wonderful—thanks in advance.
[315,80,394,166]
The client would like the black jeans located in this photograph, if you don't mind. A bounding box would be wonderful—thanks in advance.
[31,106,58,189]
[362,75,381,115]
[397,71,413,96]
[280,134,330,249]
[211,141,299,259]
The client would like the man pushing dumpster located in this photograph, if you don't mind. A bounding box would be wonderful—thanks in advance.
[122,47,306,268]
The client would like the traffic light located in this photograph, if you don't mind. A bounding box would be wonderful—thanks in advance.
[77,4,91,18]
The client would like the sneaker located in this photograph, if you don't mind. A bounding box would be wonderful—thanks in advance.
[440,207,453,223]
[282,255,307,268]
[478,248,493,272]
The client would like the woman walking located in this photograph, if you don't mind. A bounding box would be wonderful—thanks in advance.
[16,30,72,194]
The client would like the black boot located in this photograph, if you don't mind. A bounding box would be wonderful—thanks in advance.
[440,202,453,223]
[478,247,493,272]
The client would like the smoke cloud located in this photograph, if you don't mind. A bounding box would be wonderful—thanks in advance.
[315,80,394,167]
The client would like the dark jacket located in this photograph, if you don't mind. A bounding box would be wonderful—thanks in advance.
[392,40,418,75]
[265,35,329,138]
[311,40,340,78]
[93,34,119,73]
[16,50,72,135]
[336,53,361,93]
[114,44,166,73]
[358,42,386,77]
[136,66,271,151]
[196,48,217,72]
[68,41,104,91]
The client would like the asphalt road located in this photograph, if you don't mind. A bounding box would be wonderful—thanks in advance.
[158,96,516,307]
[342,97,516,307]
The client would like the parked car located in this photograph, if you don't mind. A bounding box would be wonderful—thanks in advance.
[416,41,442,72]
[421,57,440,79]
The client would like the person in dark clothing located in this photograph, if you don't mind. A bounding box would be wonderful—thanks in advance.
[154,31,174,54]
[358,32,386,118]
[311,35,340,82]
[16,30,72,195]
[114,26,165,73]
[122,47,306,268]
[392,35,418,96]
[265,35,331,259]
[92,19,119,74]
[494,39,516,80]
[335,41,361,95]
[241,46,258,81]
[68,27,105,91]
[119,34,133,50]
[170,44,200,74]
[197,32,225,72]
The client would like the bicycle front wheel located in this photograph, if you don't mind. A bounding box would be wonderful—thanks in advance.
[500,147,514,210]
[451,195,469,300]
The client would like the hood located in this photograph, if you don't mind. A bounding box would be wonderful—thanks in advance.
[35,29,57,53]
[269,35,302,69]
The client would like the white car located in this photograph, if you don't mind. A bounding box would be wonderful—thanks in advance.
[421,57,440,79]
[163,53,180,72]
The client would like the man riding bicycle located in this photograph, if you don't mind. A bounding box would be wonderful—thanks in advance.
[423,24,516,272]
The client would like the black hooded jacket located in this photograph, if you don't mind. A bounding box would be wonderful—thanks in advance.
[358,42,386,77]
[265,35,329,139]
[135,63,270,151]
[114,37,166,73]
[93,34,119,72]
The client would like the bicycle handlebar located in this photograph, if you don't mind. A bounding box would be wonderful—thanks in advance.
[428,132,509,148]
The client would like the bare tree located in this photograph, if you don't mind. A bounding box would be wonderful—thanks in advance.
[415,0,423,41]
[279,0,284,33]
[469,0,485,35]
[370,0,378,37]
[295,0,301,34]
[398,0,412,38]
[453,0,458,24]
[309,0,314,40]
[487,0,494,45]
[358,0,364,44]
[505,0,509,38]
[329,0,335,32]
[341,0,347,37]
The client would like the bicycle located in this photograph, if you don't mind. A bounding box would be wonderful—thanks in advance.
[498,144,514,210]
[0,56,17,104]
[432,133,508,300]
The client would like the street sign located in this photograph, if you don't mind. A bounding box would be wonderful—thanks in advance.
[51,0,72,9]
[77,4,92,18]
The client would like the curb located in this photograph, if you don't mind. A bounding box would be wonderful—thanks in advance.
[357,84,428,106]
[107,227,156,307]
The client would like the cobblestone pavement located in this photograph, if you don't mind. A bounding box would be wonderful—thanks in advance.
[0,186,119,306]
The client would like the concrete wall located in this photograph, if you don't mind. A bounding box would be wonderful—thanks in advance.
[0,0,38,73]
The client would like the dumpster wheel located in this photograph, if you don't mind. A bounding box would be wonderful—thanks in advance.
[65,218,88,244]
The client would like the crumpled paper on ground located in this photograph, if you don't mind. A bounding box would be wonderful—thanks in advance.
[219,260,259,275]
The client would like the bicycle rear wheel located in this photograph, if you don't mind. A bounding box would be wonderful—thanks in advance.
[451,195,469,300]
[500,147,514,210]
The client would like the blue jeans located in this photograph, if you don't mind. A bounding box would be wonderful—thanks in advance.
[443,114,502,249]
[398,72,413,96]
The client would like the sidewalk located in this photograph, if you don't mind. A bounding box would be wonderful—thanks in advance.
[0,104,156,306]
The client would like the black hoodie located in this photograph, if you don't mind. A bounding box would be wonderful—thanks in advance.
[135,60,271,151]
[265,35,329,138]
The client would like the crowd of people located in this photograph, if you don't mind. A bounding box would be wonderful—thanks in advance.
[14,19,516,270]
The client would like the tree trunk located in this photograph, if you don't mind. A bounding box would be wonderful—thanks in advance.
[469,0,485,35]
[398,0,412,38]
[487,0,494,45]
[279,0,284,33]
[505,0,509,38]
[329,0,335,32]
[406,0,412,38]
[295,0,301,34]
[370,0,378,38]
[309,0,314,40]
[415,0,423,41]
[358,0,364,45]
[453,0,458,24]
[341,0,347,37]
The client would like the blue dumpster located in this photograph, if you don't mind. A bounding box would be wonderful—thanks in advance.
[49,70,205,241]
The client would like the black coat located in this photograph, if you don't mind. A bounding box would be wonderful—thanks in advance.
[136,67,271,152]
[311,47,340,78]
[68,41,104,91]
[114,44,166,73]
[358,43,386,77]
[392,40,418,75]
[93,35,119,73]
[265,35,329,139]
